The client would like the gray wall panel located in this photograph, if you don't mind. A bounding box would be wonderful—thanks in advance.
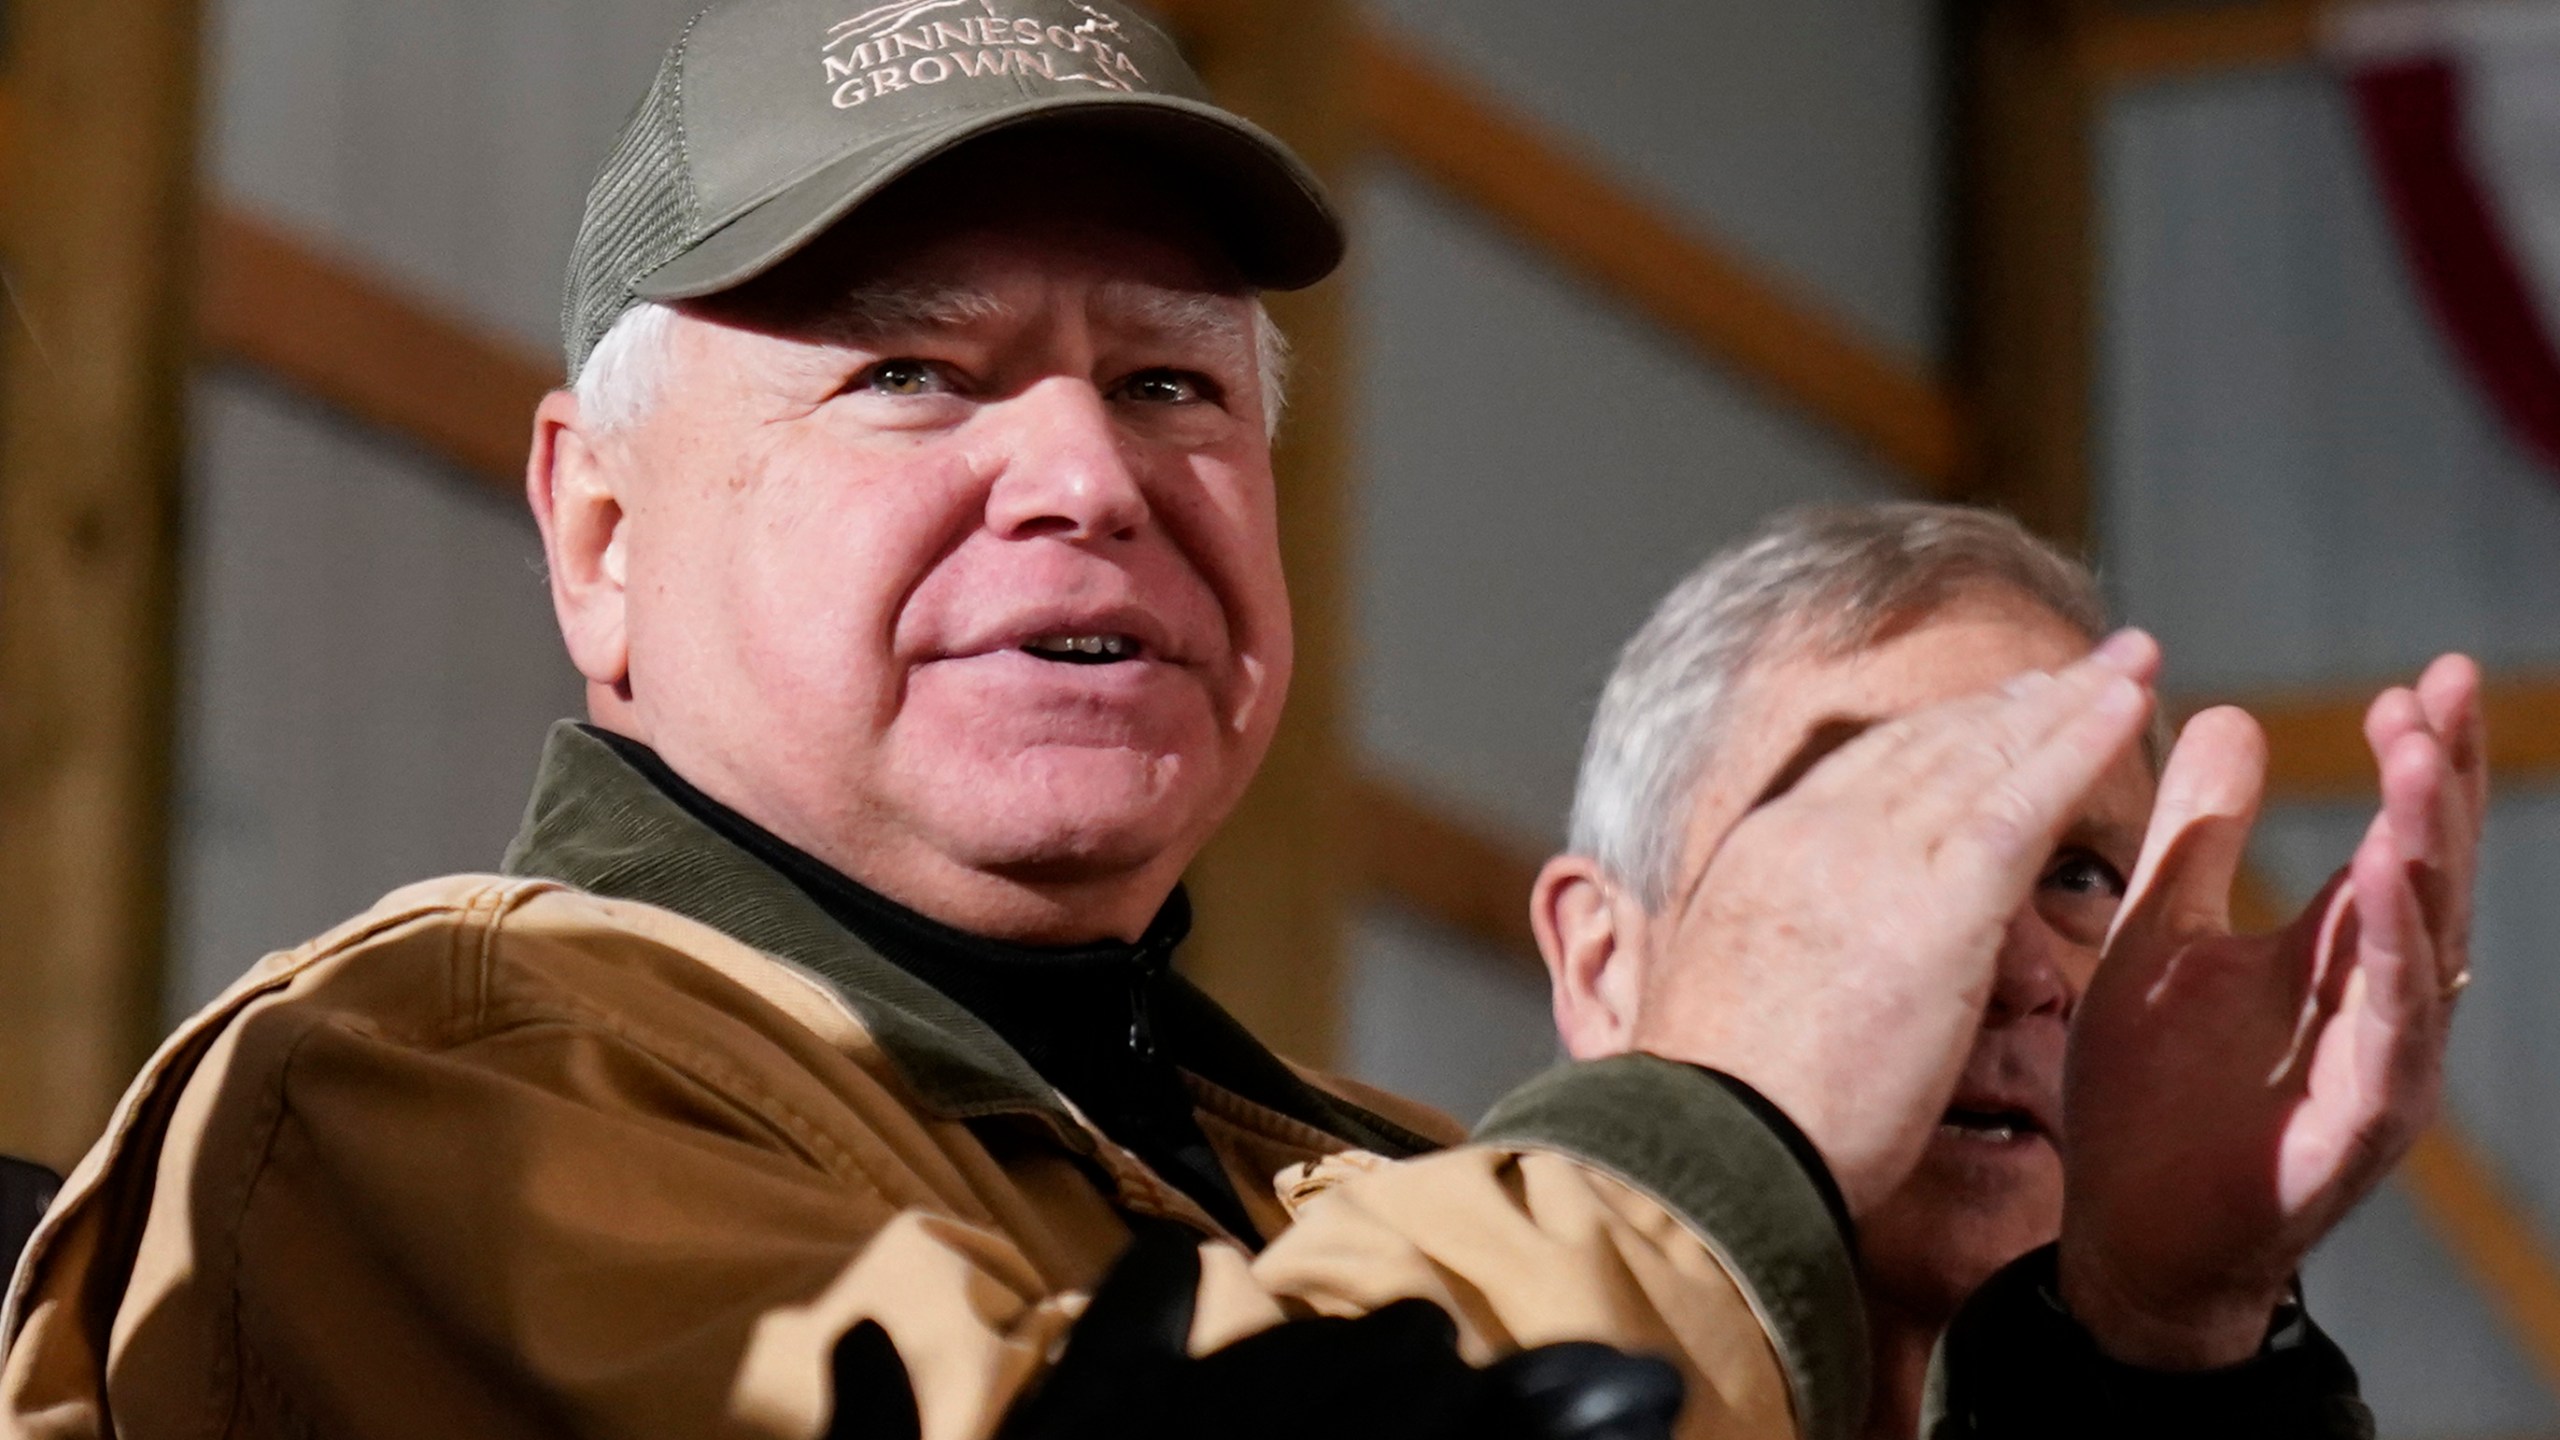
[172,375,583,1016]
[1346,903,1558,1126]
[1337,5,1929,1162]
[2105,67,2560,1436]
[208,0,706,351]
[1349,164,1902,853]
[1360,0,1944,364]
[1342,162,1902,1119]
[2102,69,2560,696]
[2301,1182,2556,1435]
[173,0,709,1017]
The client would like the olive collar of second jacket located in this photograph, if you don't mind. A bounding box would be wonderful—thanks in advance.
[500,721,1440,1162]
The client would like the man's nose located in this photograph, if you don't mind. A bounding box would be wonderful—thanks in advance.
[1986,911,2077,1024]
[983,378,1150,544]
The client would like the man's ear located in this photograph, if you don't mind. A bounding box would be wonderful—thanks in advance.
[1532,855,1649,1060]
[527,389,632,697]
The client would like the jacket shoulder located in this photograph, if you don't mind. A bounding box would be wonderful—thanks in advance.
[210,875,869,1056]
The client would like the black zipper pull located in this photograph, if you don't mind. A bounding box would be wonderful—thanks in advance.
[1128,987,1157,1061]
[1128,936,1169,1062]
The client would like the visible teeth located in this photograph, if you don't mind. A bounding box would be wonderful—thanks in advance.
[1942,1107,2033,1144]
[1028,634,1135,658]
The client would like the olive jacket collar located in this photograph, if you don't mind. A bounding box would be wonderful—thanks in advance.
[499,721,1438,1158]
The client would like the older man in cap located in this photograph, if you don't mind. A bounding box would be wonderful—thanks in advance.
[0,3,2447,1438]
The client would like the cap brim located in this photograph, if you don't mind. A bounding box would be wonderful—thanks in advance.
[632,94,1343,302]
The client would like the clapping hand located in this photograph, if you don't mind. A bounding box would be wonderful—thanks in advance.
[1632,632,2160,1218]
[2059,656,2484,1367]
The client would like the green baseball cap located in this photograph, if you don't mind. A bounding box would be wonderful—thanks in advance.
[562,0,1344,378]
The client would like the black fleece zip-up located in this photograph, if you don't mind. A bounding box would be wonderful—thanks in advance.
[586,728,1261,1239]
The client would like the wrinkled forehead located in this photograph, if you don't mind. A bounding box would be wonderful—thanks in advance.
[1716,589,2101,789]
[1650,583,2153,913]
[800,271,1256,351]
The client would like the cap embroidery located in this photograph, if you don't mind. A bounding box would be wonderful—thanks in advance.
[821,0,1146,111]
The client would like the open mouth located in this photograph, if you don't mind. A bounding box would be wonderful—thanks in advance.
[1021,634,1145,667]
[1939,1106,2045,1145]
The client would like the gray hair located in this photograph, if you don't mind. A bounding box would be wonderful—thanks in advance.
[1567,502,2117,910]
[574,296,1293,438]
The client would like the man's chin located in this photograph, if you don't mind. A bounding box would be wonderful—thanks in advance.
[916,750,1214,877]
[1858,1135,2064,1319]
[1862,1200,2060,1327]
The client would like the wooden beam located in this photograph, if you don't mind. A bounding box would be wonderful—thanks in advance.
[2185,677,2560,800]
[1346,771,1546,973]
[0,0,205,1170]
[1954,0,2104,549]
[1163,0,1359,1067]
[198,212,554,497]
[1152,2,1966,491]
[2405,1124,2560,1399]
[1354,34,1970,496]
[7,100,550,500]
[1152,4,1966,496]
[2075,0,2327,86]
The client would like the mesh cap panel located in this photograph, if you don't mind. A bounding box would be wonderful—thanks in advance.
[563,36,702,380]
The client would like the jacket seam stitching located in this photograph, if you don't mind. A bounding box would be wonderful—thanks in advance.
[212,943,908,1432]
[213,1007,340,1440]
[233,1327,320,1440]
[1495,1137,1802,1404]
[1495,1137,1831,1437]
[1183,1076,1349,1159]
[455,995,905,1206]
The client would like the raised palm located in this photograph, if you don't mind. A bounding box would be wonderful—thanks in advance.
[2057,657,2482,1367]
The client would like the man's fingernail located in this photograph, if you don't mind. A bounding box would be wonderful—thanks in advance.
[2094,629,2154,670]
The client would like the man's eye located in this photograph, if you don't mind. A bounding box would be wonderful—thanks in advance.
[2042,849,2128,899]
[856,359,951,397]
[1114,369,1213,406]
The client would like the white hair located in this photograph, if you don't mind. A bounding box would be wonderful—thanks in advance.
[573,301,682,433]
[1567,502,2119,911]
[573,296,1293,439]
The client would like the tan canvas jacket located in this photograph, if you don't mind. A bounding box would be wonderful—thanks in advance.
[0,725,1864,1440]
